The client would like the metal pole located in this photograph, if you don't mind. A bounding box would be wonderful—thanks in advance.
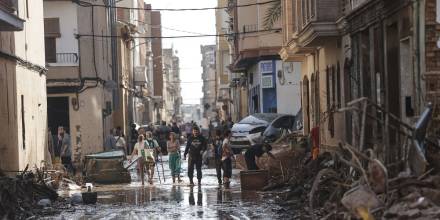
[156,159,162,184]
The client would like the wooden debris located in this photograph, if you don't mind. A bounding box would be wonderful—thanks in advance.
[0,167,58,220]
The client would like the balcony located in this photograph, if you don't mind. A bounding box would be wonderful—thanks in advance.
[0,0,23,31]
[46,53,78,65]
[46,53,79,81]
[296,0,342,47]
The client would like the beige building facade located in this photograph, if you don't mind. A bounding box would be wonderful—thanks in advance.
[226,0,301,120]
[44,0,114,162]
[280,0,440,170]
[0,0,48,171]
[162,48,182,123]
[201,44,218,122]
[216,0,232,121]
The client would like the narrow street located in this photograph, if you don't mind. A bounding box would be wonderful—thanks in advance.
[1,0,440,219]
[47,146,292,220]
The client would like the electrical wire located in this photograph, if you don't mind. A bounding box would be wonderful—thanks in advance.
[132,19,209,36]
[73,0,279,11]
[76,28,282,39]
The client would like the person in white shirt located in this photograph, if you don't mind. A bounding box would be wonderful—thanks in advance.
[114,128,127,155]
[221,130,233,188]
[129,134,156,185]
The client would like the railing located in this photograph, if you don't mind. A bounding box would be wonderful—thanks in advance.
[242,24,258,33]
[54,53,78,64]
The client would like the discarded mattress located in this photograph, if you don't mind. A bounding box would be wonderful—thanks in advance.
[83,150,131,184]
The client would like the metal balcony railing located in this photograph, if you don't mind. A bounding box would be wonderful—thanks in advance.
[51,53,78,64]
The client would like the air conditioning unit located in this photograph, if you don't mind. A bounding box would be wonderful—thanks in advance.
[261,75,273,88]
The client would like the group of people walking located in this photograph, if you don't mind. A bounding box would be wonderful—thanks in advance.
[104,127,127,154]
[47,126,73,173]
[129,124,233,188]
[213,129,233,187]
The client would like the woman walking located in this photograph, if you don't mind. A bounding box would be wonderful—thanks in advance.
[221,130,234,188]
[130,135,147,186]
[145,131,160,184]
[167,132,182,183]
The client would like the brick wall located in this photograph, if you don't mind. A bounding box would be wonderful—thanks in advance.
[425,0,440,131]
[426,0,440,72]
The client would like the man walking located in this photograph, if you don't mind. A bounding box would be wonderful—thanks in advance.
[57,126,73,174]
[104,129,116,151]
[184,126,207,186]
[213,130,223,185]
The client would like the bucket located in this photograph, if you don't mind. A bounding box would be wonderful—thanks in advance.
[240,170,269,191]
[81,191,97,204]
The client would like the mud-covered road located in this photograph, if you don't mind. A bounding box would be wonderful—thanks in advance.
[45,147,294,219]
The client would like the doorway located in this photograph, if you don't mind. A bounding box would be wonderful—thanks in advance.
[47,97,70,135]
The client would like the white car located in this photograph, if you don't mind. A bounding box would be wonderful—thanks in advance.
[230,113,295,153]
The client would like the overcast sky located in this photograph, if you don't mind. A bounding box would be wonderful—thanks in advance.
[147,0,217,104]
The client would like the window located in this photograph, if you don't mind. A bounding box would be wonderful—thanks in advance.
[260,61,273,74]
[44,18,60,63]
[44,18,60,37]
[331,65,336,107]
[302,76,310,133]
[45,37,56,63]
[326,66,331,111]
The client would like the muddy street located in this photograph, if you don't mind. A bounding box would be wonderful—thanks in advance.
[45,150,292,220]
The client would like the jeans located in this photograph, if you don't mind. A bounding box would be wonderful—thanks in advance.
[222,158,232,178]
[244,150,259,170]
[188,157,202,180]
[215,158,222,182]
[61,156,74,173]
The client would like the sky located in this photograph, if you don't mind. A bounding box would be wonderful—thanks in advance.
[146,0,217,104]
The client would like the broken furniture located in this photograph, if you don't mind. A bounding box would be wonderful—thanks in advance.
[83,150,131,184]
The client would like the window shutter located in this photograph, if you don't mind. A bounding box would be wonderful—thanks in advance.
[45,37,56,63]
[44,18,61,38]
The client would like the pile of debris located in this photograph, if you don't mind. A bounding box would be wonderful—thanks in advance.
[0,166,59,219]
[259,141,440,219]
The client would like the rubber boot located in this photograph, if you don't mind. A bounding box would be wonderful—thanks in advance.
[224,181,230,189]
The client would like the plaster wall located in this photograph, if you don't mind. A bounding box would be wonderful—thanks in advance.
[301,39,346,148]
[276,61,301,115]
[43,1,78,60]
[0,0,47,171]
[48,88,105,161]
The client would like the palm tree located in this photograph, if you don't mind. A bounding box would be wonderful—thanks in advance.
[263,0,282,30]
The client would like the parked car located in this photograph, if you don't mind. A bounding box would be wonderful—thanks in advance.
[230,113,295,153]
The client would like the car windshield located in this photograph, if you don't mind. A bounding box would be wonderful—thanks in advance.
[238,114,280,125]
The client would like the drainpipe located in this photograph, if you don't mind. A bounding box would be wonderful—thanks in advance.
[414,0,422,113]
[110,0,119,110]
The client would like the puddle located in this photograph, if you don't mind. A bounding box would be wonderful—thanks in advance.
[44,152,294,219]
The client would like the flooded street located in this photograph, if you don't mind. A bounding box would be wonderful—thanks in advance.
[46,148,293,219]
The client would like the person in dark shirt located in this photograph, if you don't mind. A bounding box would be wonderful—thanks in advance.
[244,142,274,170]
[184,126,207,185]
[171,122,181,137]
[213,129,223,185]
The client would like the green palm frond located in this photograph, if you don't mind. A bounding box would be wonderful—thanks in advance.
[263,0,282,30]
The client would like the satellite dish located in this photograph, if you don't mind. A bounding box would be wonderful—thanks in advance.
[104,80,117,91]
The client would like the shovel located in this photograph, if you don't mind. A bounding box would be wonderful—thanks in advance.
[124,156,141,169]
